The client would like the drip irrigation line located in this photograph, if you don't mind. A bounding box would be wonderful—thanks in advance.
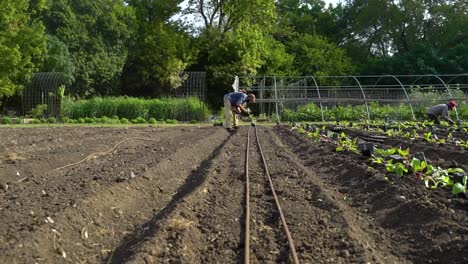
[244,126,299,264]
[244,126,251,263]
[53,137,160,171]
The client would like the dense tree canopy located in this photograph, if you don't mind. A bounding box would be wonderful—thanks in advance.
[42,0,135,96]
[0,0,466,107]
[121,0,195,97]
[0,0,47,98]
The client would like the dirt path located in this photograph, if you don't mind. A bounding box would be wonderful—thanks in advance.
[0,125,467,263]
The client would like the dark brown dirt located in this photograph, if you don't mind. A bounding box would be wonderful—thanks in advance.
[0,125,466,263]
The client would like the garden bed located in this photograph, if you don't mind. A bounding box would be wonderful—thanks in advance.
[0,125,467,263]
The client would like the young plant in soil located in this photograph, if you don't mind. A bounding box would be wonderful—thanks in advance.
[452,175,467,196]
[423,132,437,143]
[423,166,454,190]
[335,132,359,154]
[307,129,321,142]
[385,159,408,177]
[457,139,468,149]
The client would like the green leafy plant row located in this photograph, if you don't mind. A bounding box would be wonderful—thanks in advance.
[292,123,467,197]
[62,96,210,121]
[282,101,468,122]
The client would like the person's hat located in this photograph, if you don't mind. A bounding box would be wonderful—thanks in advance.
[449,100,457,108]
[248,94,256,103]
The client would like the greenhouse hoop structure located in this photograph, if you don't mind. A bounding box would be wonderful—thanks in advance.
[233,74,468,122]
[22,72,67,118]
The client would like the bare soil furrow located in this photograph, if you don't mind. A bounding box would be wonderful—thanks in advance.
[0,126,228,263]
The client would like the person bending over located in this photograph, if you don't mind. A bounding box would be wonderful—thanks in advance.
[427,100,456,125]
[223,92,255,132]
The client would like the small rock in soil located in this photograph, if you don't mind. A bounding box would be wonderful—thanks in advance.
[396,195,406,201]
[340,249,350,257]
[116,177,128,182]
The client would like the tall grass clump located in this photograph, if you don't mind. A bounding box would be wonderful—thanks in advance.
[63,96,210,121]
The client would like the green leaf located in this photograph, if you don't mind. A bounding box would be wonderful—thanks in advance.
[411,158,421,171]
[394,163,408,177]
[398,148,410,157]
[447,168,465,174]
[452,183,466,195]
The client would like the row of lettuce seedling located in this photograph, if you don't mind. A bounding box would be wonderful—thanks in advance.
[299,119,468,150]
[292,124,467,197]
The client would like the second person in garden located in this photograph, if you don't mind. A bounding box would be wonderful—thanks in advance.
[427,100,457,125]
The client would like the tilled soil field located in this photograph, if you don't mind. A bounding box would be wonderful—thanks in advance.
[0,125,467,263]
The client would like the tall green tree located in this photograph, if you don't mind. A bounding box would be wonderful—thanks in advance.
[0,0,47,99]
[185,0,283,106]
[287,33,354,76]
[337,0,467,75]
[275,0,340,38]
[42,0,135,96]
[186,0,277,32]
[122,0,195,97]
[42,35,75,84]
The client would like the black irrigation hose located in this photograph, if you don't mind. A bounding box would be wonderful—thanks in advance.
[244,126,251,263]
[244,126,300,264]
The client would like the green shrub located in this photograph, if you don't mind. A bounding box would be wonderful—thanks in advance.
[40,118,47,123]
[62,117,70,123]
[77,118,85,123]
[47,117,57,123]
[190,120,198,124]
[120,118,129,124]
[31,104,48,118]
[100,116,111,124]
[165,119,178,124]
[1,116,12,124]
[84,117,94,123]
[131,117,146,124]
[148,118,157,124]
[31,119,40,124]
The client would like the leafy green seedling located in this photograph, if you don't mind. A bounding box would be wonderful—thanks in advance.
[424,167,454,190]
[423,132,436,143]
[397,147,410,157]
[385,160,408,177]
[452,176,467,195]
[336,132,359,154]
[375,147,396,157]
[370,156,384,164]
[307,130,321,142]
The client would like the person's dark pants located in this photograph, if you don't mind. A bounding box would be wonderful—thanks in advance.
[427,113,440,125]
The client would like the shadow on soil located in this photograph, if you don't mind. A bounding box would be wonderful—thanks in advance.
[107,135,232,263]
